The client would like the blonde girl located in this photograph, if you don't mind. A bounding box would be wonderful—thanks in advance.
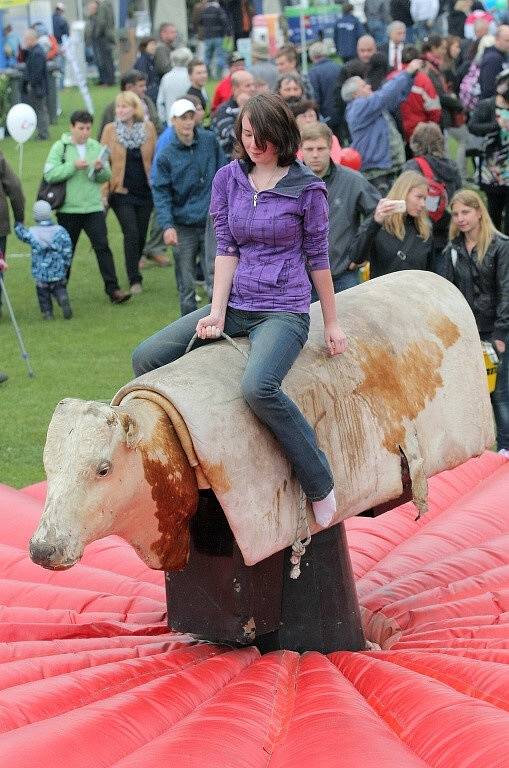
[101,91,156,295]
[351,170,434,278]
[444,189,509,455]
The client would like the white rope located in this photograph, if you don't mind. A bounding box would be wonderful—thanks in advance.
[289,488,311,580]
[185,331,249,359]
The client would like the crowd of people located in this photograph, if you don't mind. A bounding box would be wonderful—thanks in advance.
[1,3,509,484]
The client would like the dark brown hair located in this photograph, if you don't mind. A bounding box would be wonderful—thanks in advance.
[234,93,301,167]
[288,98,319,120]
[178,92,202,109]
[421,35,443,55]
[138,36,155,53]
[409,122,445,157]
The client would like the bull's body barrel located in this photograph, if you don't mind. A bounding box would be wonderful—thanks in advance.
[166,490,365,653]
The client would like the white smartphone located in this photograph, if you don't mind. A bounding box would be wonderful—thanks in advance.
[390,199,406,213]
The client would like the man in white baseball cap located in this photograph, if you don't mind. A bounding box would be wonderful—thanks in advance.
[170,97,196,118]
[152,97,226,315]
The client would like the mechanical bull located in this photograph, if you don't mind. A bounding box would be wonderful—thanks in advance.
[30,271,494,575]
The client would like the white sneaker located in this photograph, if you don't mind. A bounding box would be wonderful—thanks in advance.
[312,489,336,528]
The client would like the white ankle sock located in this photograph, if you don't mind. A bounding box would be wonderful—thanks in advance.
[312,489,336,528]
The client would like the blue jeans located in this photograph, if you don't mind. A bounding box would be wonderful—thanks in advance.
[173,223,208,316]
[203,215,216,300]
[132,305,334,500]
[204,37,226,79]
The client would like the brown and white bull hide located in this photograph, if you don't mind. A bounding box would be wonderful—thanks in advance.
[30,398,198,570]
[30,271,495,572]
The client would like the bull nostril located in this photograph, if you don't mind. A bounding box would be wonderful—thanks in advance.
[29,541,57,563]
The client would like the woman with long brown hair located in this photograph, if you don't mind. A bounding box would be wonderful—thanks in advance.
[350,170,434,277]
[444,189,509,455]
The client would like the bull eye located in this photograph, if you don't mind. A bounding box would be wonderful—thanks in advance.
[97,461,112,477]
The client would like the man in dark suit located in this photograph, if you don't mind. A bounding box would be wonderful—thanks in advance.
[380,21,406,72]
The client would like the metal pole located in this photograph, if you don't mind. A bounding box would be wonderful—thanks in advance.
[0,276,35,378]
[300,0,308,76]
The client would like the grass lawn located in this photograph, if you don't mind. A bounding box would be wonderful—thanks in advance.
[1,84,204,488]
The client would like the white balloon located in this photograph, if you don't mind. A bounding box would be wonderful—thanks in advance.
[6,103,38,144]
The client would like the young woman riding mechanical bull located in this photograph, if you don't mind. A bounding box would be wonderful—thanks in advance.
[132,93,347,528]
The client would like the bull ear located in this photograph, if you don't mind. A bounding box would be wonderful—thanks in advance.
[118,412,140,449]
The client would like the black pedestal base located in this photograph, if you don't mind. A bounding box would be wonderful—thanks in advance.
[166,491,365,654]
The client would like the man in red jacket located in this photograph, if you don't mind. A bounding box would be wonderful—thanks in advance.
[388,46,441,142]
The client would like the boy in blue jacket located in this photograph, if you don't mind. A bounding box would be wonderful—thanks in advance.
[15,200,73,320]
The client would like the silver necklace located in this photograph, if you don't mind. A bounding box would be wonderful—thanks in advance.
[250,166,281,208]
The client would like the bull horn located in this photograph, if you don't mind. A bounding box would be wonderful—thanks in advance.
[118,411,140,448]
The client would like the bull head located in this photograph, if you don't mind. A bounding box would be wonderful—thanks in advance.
[29,398,198,571]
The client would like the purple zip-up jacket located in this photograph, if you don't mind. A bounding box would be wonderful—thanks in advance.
[210,159,330,313]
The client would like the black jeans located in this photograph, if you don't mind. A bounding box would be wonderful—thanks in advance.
[486,188,509,235]
[26,92,49,139]
[110,197,153,286]
[93,38,115,85]
[56,211,120,296]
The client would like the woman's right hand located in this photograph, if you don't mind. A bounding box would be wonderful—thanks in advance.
[196,312,225,340]
[74,159,88,170]
[373,198,403,224]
